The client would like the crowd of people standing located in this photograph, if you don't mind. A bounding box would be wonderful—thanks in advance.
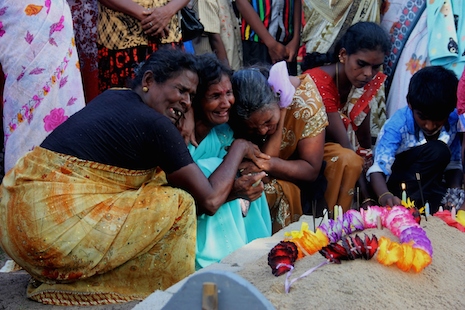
[1,0,465,306]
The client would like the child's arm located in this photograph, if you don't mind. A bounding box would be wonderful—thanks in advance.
[444,169,463,188]
[207,33,230,68]
[366,113,405,206]
[370,172,402,206]
[444,133,463,188]
[235,0,289,63]
[285,0,302,62]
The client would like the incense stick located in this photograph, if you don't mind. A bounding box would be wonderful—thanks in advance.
[416,173,427,221]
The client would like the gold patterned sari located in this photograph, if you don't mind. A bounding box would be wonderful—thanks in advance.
[265,74,328,233]
[0,147,196,305]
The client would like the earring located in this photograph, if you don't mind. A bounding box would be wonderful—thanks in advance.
[339,56,344,64]
[142,86,149,93]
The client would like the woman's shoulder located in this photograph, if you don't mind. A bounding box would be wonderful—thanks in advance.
[289,74,326,114]
[303,67,332,83]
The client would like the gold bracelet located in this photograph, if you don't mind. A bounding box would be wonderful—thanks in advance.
[378,191,394,205]
[361,198,376,205]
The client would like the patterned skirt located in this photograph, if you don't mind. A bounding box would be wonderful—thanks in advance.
[97,42,183,93]
[0,147,196,305]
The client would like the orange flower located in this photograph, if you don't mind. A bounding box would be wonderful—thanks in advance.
[411,249,432,273]
[377,237,431,272]
[376,236,402,266]
[24,4,43,16]
[396,242,415,272]
[285,223,329,258]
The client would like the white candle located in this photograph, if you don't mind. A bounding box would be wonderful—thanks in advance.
[425,202,430,215]
[401,183,407,203]
[333,205,338,220]
[323,208,328,223]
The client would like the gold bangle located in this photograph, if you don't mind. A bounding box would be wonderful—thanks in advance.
[378,191,394,205]
[361,198,376,205]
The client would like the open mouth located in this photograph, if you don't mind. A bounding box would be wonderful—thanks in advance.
[422,127,441,136]
[170,107,185,124]
[214,110,229,118]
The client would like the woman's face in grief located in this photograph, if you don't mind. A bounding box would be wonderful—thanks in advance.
[340,47,385,89]
[201,74,235,127]
[149,69,198,125]
[244,103,280,136]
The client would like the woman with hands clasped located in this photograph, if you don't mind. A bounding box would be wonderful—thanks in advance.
[188,54,271,269]
[0,49,268,305]
[98,0,190,92]
[229,62,328,233]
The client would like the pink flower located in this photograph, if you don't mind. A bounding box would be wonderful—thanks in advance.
[0,21,5,37]
[43,108,67,132]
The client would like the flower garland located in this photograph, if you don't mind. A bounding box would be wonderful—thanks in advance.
[268,206,433,292]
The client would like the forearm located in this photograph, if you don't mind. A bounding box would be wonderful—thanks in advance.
[208,33,229,67]
[288,0,301,49]
[370,172,390,197]
[161,0,190,17]
[98,0,146,20]
[205,140,249,209]
[370,171,403,207]
[326,112,353,149]
[356,112,373,149]
[235,0,276,47]
[445,169,463,188]
[266,157,320,184]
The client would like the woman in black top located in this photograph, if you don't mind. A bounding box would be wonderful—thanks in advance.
[0,49,268,306]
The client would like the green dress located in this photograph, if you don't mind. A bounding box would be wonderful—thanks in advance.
[188,124,272,269]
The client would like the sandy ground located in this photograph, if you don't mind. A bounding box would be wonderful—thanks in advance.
[236,215,465,310]
[2,214,465,309]
[0,248,140,310]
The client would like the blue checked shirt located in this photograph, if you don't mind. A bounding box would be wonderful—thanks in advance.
[367,106,462,180]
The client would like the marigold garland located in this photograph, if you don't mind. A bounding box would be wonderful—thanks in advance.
[268,206,434,292]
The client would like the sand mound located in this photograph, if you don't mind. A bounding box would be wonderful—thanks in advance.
[236,215,465,309]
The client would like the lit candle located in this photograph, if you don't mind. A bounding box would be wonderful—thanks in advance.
[401,183,407,204]
[425,202,430,216]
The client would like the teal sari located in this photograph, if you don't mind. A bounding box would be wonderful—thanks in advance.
[188,124,272,269]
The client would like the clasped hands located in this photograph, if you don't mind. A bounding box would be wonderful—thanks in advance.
[231,154,270,202]
[141,6,172,38]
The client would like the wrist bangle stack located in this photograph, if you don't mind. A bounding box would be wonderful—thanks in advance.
[378,191,394,205]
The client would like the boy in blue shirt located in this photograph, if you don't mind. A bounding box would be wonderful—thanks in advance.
[367,66,462,213]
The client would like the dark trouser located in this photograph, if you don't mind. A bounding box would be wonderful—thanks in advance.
[387,140,451,214]
[242,41,297,75]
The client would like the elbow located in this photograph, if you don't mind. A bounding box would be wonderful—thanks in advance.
[197,197,222,216]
